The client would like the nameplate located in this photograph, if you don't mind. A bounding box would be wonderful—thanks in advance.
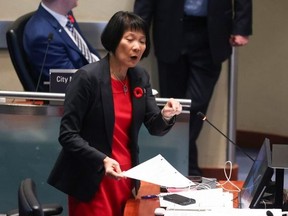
[49,69,77,93]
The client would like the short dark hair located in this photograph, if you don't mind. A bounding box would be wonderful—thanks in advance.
[101,11,150,58]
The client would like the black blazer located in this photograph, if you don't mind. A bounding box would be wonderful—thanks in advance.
[47,55,175,201]
[134,0,252,63]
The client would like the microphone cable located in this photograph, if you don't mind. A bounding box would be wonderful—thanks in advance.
[35,33,54,92]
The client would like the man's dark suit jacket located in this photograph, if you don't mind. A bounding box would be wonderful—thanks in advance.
[23,4,99,91]
[48,55,175,202]
[134,0,252,63]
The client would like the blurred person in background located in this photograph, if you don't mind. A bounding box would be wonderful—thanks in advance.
[23,0,100,91]
[134,0,252,176]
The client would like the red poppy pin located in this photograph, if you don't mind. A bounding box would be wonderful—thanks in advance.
[68,15,75,24]
[133,87,144,98]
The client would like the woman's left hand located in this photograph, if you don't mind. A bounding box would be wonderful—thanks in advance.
[161,98,182,120]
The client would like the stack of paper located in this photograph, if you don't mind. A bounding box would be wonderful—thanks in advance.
[160,188,233,210]
[123,154,194,188]
[163,208,282,216]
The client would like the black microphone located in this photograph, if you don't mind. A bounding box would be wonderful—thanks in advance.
[197,112,255,162]
[35,33,54,92]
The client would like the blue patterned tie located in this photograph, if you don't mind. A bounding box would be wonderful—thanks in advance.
[66,16,96,63]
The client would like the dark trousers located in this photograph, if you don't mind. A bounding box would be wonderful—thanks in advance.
[158,17,222,176]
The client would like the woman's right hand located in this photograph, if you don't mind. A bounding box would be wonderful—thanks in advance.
[103,156,124,180]
[161,98,182,120]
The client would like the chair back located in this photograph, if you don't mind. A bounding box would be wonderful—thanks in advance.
[18,178,43,216]
[6,11,37,91]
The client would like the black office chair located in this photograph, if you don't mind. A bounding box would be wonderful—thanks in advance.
[6,178,63,216]
[6,11,37,91]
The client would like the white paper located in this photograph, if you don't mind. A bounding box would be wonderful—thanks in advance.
[123,154,194,188]
[163,208,283,216]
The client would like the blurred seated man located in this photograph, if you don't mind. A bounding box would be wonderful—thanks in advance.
[23,0,100,92]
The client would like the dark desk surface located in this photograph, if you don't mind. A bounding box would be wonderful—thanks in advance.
[124,180,244,216]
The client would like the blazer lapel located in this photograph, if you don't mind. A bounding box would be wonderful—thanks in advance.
[128,68,146,128]
[98,59,146,148]
[99,56,115,148]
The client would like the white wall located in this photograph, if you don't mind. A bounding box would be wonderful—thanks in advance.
[237,0,288,137]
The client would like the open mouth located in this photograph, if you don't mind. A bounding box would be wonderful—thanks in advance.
[130,56,138,60]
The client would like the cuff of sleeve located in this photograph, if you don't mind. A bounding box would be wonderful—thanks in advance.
[161,109,172,120]
[162,115,176,125]
[161,109,176,124]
